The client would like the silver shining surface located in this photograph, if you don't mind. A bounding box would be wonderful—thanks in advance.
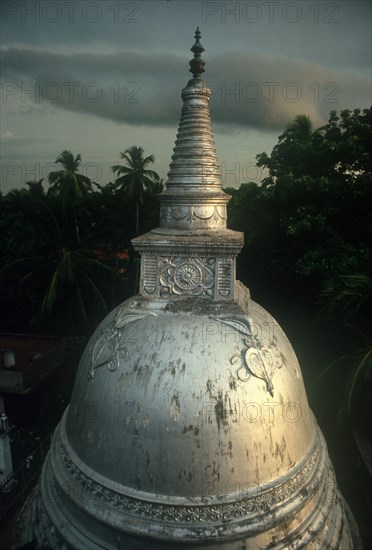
[19,286,356,549]
[159,78,230,231]
[18,29,358,549]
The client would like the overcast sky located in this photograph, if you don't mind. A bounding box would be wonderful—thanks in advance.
[1,0,371,193]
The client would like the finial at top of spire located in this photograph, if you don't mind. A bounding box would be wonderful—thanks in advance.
[189,27,205,79]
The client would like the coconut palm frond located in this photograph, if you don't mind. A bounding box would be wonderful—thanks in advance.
[111,146,160,237]
[345,346,372,415]
[321,272,372,319]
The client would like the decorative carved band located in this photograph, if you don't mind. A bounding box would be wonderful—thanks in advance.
[160,205,226,230]
[139,255,236,300]
[58,438,320,524]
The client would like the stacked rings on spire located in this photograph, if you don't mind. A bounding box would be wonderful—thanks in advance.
[160,80,229,230]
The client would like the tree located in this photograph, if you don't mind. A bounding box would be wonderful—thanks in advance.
[317,271,372,429]
[257,108,372,186]
[48,150,92,207]
[1,196,122,335]
[111,146,158,236]
[256,114,328,185]
[142,174,164,232]
[286,113,314,138]
[83,181,135,252]
[48,150,93,243]
[26,178,45,199]
[248,109,372,281]
[145,173,164,197]
[322,108,372,183]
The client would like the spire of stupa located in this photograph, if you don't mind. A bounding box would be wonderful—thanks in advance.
[189,26,205,78]
[132,29,244,300]
[159,27,229,230]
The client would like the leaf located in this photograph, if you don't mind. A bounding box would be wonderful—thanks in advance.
[214,315,252,338]
[244,347,275,397]
[115,310,157,329]
[346,346,372,415]
[88,326,122,379]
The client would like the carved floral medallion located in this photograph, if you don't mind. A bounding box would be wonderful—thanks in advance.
[160,257,215,297]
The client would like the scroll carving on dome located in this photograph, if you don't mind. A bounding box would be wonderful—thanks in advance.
[160,257,215,297]
[216,316,284,396]
[89,311,157,379]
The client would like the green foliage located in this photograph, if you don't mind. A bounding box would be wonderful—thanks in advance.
[48,150,93,212]
[317,270,372,425]
[256,114,326,183]
[229,108,372,289]
[112,145,159,236]
[321,273,372,320]
[257,108,372,186]
[1,108,371,343]
[229,107,372,430]
[0,145,164,335]
[0,193,123,335]
[142,174,164,234]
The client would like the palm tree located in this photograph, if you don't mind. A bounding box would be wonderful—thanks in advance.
[48,150,92,242]
[26,178,45,199]
[285,114,314,141]
[274,115,327,179]
[48,150,92,206]
[145,174,164,197]
[316,271,372,425]
[285,114,327,143]
[111,146,158,236]
[321,273,372,320]
[1,199,121,335]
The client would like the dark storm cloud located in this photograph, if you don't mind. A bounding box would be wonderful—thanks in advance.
[1,46,370,132]
[1,47,184,125]
[2,1,371,72]
[1,47,182,79]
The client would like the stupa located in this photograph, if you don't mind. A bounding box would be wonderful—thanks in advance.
[18,29,359,549]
